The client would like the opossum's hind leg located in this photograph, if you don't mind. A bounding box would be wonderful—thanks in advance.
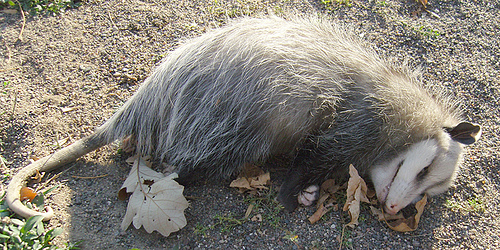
[6,132,108,221]
[277,167,303,211]
[277,168,320,211]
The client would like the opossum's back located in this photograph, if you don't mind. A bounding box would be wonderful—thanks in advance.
[100,17,378,176]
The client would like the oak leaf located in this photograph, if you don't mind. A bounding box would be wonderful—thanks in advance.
[120,156,189,237]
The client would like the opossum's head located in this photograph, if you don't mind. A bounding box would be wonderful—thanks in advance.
[370,122,481,215]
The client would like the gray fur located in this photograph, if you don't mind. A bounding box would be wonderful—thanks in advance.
[6,15,479,220]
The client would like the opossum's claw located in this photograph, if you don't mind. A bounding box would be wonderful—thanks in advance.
[297,185,319,206]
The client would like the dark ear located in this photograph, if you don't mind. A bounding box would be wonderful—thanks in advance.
[444,122,482,145]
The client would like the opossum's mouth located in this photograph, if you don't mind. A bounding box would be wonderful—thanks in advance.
[379,183,391,203]
[378,158,403,204]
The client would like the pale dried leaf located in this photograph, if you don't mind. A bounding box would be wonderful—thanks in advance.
[310,179,341,223]
[244,204,254,219]
[251,214,262,222]
[60,107,76,113]
[249,172,270,189]
[386,195,428,232]
[230,177,251,192]
[57,137,70,146]
[230,165,270,192]
[308,203,329,224]
[343,165,370,227]
[120,156,189,237]
[120,157,164,194]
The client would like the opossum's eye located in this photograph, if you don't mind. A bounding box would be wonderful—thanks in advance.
[416,165,430,181]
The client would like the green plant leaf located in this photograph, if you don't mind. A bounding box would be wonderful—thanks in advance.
[21,215,44,234]
[42,184,60,195]
[32,194,45,208]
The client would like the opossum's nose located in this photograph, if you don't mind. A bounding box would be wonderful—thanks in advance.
[384,203,400,215]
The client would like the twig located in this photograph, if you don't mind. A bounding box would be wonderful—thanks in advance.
[15,1,26,42]
[0,67,20,73]
[10,90,18,120]
[108,12,119,30]
[71,174,109,179]
[35,163,78,192]
[338,225,346,250]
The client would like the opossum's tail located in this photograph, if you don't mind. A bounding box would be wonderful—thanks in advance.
[6,132,108,221]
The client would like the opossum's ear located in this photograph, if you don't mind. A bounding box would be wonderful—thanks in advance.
[444,122,482,145]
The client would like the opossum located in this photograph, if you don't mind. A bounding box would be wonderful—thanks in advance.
[6,16,481,221]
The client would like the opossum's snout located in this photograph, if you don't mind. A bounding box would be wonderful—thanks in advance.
[383,195,424,215]
[371,139,442,215]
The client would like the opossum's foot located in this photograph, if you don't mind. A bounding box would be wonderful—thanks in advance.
[121,135,137,153]
[298,185,319,206]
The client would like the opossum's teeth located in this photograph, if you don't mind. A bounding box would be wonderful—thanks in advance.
[298,185,319,206]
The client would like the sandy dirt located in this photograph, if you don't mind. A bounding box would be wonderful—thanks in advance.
[1,0,499,249]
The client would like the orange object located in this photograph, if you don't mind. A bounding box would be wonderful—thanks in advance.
[20,187,37,202]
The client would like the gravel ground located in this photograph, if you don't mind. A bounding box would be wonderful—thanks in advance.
[0,0,499,249]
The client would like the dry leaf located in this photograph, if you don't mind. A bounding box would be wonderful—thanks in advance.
[120,156,189,237]
[244,204,254,219]
[251,214,262,222]
[386,195,427,232]
[343,165,370,227]
[308,179,341,223]
[308,203,329,224]
[370,195,428,232]
[230,164,270,193]
[60,107,76,113]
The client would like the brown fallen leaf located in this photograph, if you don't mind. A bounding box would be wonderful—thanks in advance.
[386,195,427,232]
[308,203,330,224]
[244,204,254,219]
[370,194,428,232]
[308,179,342,223]
[251,214,262,222]
[230,164,270,193]
[343,165,370,227]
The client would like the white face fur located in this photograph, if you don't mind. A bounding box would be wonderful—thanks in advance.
[370,133,464,215]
